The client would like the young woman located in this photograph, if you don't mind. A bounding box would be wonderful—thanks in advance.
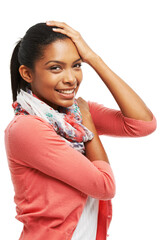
[5,21,156,240]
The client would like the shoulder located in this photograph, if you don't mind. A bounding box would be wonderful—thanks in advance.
[5,114,53,140]
[4,114,63,163]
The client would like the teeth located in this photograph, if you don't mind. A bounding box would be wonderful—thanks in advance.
[58,89,74,94]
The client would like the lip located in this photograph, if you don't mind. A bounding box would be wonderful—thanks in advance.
[55,87,76,91]
[55,88,76,100]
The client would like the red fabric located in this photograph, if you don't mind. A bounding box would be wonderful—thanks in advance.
[4,102,156,240]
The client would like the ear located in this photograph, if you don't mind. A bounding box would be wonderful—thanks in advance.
[19,65,33,83]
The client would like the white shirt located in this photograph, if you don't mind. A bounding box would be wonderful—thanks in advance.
[71,196,99,240]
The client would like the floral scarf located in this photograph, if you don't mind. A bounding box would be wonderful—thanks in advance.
[12,89,94,154]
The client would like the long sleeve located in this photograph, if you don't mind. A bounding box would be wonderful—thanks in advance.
[88,101,157,137]
[5,115,115,200]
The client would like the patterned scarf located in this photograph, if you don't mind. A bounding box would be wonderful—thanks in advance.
[12,89,94,154]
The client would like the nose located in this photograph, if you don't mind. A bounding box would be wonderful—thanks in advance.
[63,69,77,85]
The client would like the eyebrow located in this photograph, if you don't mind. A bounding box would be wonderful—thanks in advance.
[45,58,82,66]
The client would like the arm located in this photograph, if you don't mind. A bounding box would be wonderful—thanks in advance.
[88,101,156,137]
[86,54,153,121]
[77,97,110,163]
[46,21,154,122]
[6,115,115,200]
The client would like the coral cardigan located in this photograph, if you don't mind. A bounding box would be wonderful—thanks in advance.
[4,101,156,240]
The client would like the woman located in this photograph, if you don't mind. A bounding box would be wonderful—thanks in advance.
[5,21,156,240]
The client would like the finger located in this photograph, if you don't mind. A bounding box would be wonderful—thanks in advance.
[77,97,87,106]
[46,20,66,27]
[52,27,80,45]
[46,21,77,35]
[46,21,72,31]
[52,27,74,40]
[76,98,82,105]
[52,27,67,34]
[77,97,84,102]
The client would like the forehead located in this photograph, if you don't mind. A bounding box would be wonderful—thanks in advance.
[40,39,80,63]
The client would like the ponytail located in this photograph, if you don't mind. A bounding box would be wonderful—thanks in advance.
[10,40,21,102]
[10,40,30,102]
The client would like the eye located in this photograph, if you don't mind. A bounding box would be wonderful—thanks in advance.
[73,63,82,69]
[49,65,62,71]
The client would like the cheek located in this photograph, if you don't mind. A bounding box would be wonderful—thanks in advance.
[77,71,83,84]
[35,72,59,89]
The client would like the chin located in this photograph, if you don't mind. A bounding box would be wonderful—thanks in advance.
[59,99,75,108]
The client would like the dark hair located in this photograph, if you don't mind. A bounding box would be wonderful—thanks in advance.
[10,23,69,101]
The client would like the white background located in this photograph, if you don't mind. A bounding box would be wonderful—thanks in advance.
[0,0,159,239]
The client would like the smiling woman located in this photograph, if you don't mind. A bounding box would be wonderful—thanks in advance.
[4,21,156,240]
[19,39,83,109]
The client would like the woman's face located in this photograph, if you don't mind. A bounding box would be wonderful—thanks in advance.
[30,38,83,109]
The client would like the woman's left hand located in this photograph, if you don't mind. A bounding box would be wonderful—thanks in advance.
[46,21,96,63]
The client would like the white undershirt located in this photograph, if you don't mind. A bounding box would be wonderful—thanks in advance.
[71,196,99,240]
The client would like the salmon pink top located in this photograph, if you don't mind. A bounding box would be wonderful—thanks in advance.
[4,101,156,240]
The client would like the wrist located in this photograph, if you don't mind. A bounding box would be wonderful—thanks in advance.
[82,115,98,135]
[85,52,101,65]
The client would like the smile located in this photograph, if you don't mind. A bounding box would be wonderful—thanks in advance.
[56,89,75,94]
[55,88,76,100]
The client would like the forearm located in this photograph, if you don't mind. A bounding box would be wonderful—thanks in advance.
[46,21,153,121]
[87,54,153,121]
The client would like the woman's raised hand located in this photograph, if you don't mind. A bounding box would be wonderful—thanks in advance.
[46,21,96,63]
